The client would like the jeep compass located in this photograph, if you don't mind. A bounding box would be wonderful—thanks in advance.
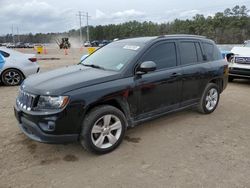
[14,35,228,154]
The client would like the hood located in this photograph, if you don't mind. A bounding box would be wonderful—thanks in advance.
[23,65,120,95]
[231,47,250,56]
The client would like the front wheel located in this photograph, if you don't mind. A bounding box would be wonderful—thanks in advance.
[80,105,127,154]
[198,83,220,114]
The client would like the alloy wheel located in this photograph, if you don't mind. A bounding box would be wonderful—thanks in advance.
[3,70,21,85]
[91,114,122,149]
[205,88,218,111]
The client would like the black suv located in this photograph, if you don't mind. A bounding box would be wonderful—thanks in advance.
[14,35,228,154]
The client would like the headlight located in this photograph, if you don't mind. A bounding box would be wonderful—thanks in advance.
[36,96,69,110]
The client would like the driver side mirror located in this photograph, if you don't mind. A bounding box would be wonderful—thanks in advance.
[136,61,156,74]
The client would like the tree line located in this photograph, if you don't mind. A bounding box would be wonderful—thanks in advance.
[0,5,249,44]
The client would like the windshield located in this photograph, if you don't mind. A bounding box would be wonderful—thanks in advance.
[245,42,250,47]
[81,42,142,71]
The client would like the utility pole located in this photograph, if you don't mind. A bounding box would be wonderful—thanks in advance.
[86,12,90,42]
[77,11,83,45]
[16,27,20,42]
[11,25,15,44]
[77,11,91,43]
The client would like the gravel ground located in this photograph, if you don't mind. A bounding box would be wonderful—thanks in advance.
[0,48,250,188]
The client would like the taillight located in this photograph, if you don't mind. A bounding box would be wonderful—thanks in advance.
[28,57,37,62]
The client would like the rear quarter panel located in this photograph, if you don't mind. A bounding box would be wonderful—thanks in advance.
[2,55,39,78]
[210,59,229,91]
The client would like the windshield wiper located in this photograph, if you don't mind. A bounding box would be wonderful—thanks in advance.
[82,64,106,70]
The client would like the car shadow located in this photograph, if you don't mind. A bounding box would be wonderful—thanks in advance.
[230,79,250,85]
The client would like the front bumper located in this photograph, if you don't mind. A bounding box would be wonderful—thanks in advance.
[229,68,250,78]
[229,63,250,78]
[14,105,78,144]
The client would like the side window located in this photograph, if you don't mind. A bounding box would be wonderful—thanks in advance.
[141,42,177,70]
[0,50,10,58]
[0,54,5,69]
[213,45,223,60]
[202,42,214,61]
[179,42,198,65]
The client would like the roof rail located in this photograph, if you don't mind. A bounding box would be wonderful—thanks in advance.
[158,34,207,39]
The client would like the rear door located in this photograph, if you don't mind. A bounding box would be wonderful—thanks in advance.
[178,40,211,106]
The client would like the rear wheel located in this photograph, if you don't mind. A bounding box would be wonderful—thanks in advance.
[198,83,220,114]
[80,105,127,154]
[1,69,24,86]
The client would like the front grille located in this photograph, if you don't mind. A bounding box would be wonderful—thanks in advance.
[235,57,250,64]
[17,90,37,111]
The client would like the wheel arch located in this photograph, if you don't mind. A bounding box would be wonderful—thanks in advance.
[208,78,223,93]
[84,98,132,126]
[0,67,25,84]
[1,67,25,78]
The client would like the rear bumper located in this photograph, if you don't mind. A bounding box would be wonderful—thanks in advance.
[14,105,78,144]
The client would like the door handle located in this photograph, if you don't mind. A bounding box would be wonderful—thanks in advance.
[170,72,182,78]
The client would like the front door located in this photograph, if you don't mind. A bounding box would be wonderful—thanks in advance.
[134,41,182,118]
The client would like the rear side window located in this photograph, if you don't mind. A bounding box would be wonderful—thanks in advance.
[203,43,214,61]
[214,45,223,60]
[202,42,222,61]
[179,42,198,65]
[141,42,177,70]
[0,50,10,58]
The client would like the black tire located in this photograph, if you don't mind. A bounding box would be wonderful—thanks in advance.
[228,76,234,82]
[197,83,220,114]
[80,105,127,154]
[1,69,24,86]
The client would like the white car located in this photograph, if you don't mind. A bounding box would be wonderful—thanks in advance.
[228,41,250,82]
[84,41,91,47]
[0,47,40,86]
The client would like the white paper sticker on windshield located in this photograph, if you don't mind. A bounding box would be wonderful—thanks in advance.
[123,45,140,51]
[116,63,124,70]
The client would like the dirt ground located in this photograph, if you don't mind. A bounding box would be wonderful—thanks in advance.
[0,47,250,188]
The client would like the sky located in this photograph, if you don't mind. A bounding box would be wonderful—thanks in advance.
[0,0,249,35]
